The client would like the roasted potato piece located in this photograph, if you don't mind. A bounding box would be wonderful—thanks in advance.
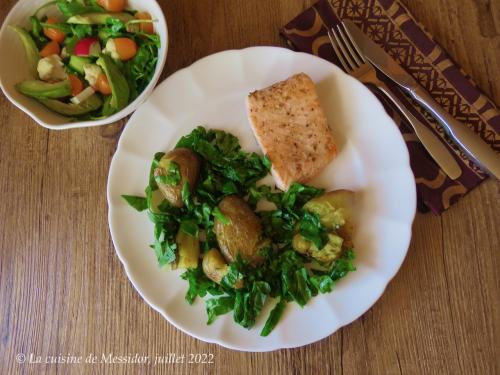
[176,230,200,269]
[202,248,243,288]
[292,233,344,263]
[214,195,264,264]
[303,190,355,247]
[154,148,200,208]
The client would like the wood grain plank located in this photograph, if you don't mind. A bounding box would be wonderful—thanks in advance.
[402,0,500,104]
[440,181,500,375]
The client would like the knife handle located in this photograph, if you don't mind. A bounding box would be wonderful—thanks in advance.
[411,86,500,179]
[375,82,462,179]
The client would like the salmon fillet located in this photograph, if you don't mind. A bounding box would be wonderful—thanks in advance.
[246,73,337,190]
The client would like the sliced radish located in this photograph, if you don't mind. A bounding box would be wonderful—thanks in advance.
[70,86,96,105]
[74,38,101,57]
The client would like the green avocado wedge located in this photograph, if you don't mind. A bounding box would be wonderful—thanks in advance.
[68,55,92,75]
[16,79,72,99]
[9,26,39,77]
[38,94,103,116]
[67,12,134,25]
[97,54,130,113]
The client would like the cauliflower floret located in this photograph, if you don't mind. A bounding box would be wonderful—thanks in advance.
[37,55,67,81]
[60,47,69,60]
[103,39,120,61]
[70,86,96,105]
[83,64,103,87]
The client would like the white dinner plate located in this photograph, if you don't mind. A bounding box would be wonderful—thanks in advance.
[107,46,416,352]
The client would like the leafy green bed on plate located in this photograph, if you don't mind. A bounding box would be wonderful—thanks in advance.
[123,127,356,336]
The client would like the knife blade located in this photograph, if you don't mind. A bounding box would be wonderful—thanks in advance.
[343,19,500,179]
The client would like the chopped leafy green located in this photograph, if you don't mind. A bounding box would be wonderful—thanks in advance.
[154,238,176,266]
[232,281,271,328]
[181,181,194,211]
[261,298,286,337]
[155,161,181,186]
[212,207,229,224]
[71,24,93,38]
[259,209,296,246]
[309,275,334,294]
[56,0,105,17]
[221,263,244,289]
[181,266,223,304]
[123,127,357,336]
[180,219,199,237]
[125,33,160,100]
[97,17,126,41]
[175,126,270,193]
[247,184,272,208]
[299,211,328,250]
[149,152,165,189]
[330,249,356,281]
[206,296,235,324]
[29,16,47,46]
[281,182,324,210]
[121,195,147,212]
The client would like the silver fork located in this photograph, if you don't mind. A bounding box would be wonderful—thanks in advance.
[327,25,462,180]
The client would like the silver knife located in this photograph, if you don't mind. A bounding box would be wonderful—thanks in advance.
[343,19,500,179]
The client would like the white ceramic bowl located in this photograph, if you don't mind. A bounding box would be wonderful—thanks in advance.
[0,0,168,129]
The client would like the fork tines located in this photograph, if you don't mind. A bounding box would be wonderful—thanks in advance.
[327,23,367,72]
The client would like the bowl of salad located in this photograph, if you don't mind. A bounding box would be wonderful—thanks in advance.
[0,0,168,129]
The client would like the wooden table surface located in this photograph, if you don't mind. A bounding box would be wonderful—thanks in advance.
[1,1,499,374]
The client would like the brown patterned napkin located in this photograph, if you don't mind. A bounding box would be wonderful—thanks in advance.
[281,0,499,214]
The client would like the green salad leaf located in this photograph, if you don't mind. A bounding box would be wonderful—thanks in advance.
[206,296,235,325]
[260,298,287,337]
[29,16,48,46]
[71,24,93,38]
[125,33,160,100]
[299,211,328,250]
[180,219,199,237]
[212,207,229,224]
[121,195,148,212]
[98,17,126,40]
[181,266,223,304]
[56,0,105,17]
[121,127,357,336]
[176,126,271,195]
[155,161,181,186]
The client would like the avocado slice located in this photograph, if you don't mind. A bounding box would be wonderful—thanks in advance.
[69,55,92,74]
[67,12,133,25]
[9,26,39,78]
[16,79,72,99]
[38,94,103,116]
[96,54,129,112]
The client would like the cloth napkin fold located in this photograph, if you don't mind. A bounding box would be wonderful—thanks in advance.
[281,0,499,214]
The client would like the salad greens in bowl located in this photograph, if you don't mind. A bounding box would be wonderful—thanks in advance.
[0,0,168,129]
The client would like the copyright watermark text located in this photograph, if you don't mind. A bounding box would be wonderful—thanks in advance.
[15,352,215,365]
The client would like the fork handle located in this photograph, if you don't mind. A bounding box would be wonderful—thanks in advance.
[375,82,462,180]
[411,86,500,179]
